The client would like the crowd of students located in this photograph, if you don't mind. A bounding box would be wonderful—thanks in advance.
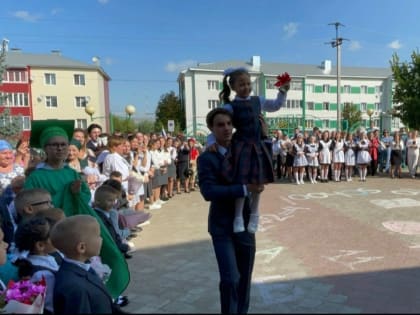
[271,126,420,184]
[0,122,203,314]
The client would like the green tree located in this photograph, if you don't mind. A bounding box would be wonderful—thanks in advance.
[154,91,185,133]
[111,115,136,134]
[0,108,23,144]
[136,119,155,134]
[390,50,420,130]
[342,102,362,132]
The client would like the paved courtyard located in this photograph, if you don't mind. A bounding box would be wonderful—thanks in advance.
[123,174,420,313]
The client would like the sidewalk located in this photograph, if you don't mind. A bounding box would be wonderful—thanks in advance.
[123,175,420,313]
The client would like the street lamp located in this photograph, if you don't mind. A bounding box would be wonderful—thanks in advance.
[125,104,136,119]
[367,109,374,130]
[85,104,97,121]
[84,105,114,134]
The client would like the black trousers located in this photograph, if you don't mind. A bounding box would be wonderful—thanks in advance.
[211,232,256,314]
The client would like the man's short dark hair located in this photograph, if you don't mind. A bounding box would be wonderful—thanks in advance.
[206,108,232,129]
[87,123,102,134]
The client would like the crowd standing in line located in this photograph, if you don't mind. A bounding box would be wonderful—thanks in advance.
[271,126,419,184]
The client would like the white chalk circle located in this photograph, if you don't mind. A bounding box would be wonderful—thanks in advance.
[382,221,420,235]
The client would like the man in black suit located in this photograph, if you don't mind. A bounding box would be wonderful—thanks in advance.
[198,108,264,314]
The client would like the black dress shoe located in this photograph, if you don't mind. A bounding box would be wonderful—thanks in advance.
[114,295,129,307]
[124,253,133,259]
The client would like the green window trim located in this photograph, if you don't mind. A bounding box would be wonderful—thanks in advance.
[314,103,323,110]
[351,87,361,94]
[367,87,375,94]
[314,85,323,93]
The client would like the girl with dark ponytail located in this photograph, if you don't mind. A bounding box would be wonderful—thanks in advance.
[210,67,290,233]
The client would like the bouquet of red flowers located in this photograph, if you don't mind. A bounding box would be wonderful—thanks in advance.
[274,72,291,88]
[0,278,46,314]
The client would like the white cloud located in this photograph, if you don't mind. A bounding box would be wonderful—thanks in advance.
[348,40,362,51]
[50,8,63,16]
[98,0,110,4]
[104,57,113,66]
[388,40,402,50]
[165,60,197,72]
[282,22,298,39]
[12,10,41,22]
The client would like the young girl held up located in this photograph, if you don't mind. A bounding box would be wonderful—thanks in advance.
[215,67,290,233]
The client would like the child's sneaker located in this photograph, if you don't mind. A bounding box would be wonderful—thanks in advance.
[233,217,245,233]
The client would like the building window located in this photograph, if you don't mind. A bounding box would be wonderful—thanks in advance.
[361,102,367,111]
[290,81,302,91]
[46,96,58,108]
[0,92,29,107]
[306,84,314,93]
[266,79,277,89]
[375,103,380,111]
[306,102,314,110]
[44,73,56,85]
[22,116,30,130]
[361,85,368,94]
[74,74,86,86]
[207,80,219,90]
[75,97,89,108]
[305,120,314,128]
[286,99,301,109]
[76,119,88,129]
[3,70,27,82]
[323,84,330,93]
[375,85,382,93]
[323,102,330,110]
[343,85,351,93]
[323,120,330,128]
[208,99,219,109]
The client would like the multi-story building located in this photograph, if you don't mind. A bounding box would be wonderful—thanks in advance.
[178,55,401,137]
[0,46,111,138]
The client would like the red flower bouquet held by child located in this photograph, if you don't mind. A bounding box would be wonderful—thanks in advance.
[274,72,291,89]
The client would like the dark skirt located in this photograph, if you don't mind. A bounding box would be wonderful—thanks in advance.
[167,162,177,178]
[222,138,274,185]
[391,149,402,166]
[176,161,188,182]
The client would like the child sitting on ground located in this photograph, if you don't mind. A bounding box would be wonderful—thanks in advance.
[50,215,122,314]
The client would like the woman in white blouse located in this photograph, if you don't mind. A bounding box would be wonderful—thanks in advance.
[406,130,419,178]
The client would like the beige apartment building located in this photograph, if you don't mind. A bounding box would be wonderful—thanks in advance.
[178,56,402,137]
[1,48,111,136]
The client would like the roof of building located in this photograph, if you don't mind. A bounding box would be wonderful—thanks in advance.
[4,50,111,80]
[187,57,393,78]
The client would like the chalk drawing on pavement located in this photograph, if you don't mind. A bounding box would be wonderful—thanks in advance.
[288,188,381,201]
[322,250,384,270]
[382,221,420,235]
[256,246,284,264]
[253,275,305,305]
[259,206,311,232]
[371,198,420,209]
[390,189,420,196]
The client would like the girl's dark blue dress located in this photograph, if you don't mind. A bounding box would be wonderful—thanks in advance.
[222,96,275,184]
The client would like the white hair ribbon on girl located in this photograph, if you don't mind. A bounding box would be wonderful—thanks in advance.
[223,67,248,76]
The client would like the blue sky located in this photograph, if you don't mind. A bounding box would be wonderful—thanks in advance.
[1,0,419,118]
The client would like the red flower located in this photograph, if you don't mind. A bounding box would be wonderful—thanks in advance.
[274,72,291,87]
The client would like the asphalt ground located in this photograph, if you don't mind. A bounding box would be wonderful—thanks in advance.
[123,172,420,313]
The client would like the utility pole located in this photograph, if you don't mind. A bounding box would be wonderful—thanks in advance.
[326,22,347,132]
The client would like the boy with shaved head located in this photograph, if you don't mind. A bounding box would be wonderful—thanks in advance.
[51,215,122,314]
